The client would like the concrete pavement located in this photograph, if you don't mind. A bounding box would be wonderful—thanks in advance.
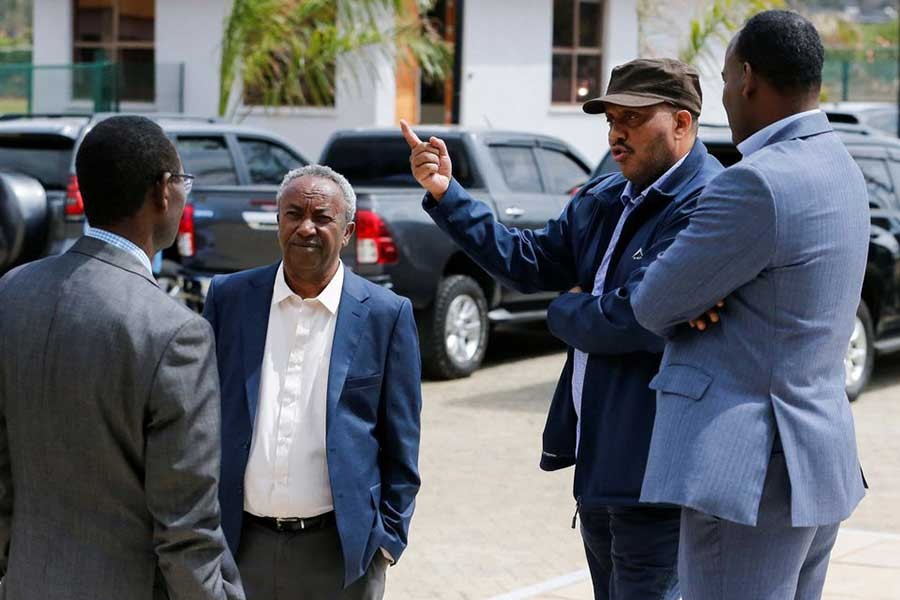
[384,328,900,600]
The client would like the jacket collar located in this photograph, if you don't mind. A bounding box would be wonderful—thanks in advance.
[761,110,833,149]
[588,140,709,205]
[68,236,158,287]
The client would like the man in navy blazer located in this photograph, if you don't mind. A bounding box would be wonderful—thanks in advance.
[203,165,422,599]
[631,12,868,599]
[403,59,722,600]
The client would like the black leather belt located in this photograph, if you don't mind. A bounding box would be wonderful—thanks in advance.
[245,511,335,533]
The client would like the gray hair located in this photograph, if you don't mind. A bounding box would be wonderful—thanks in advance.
[276,164,357,222]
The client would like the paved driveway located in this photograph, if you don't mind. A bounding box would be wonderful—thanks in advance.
[384,327,900,600]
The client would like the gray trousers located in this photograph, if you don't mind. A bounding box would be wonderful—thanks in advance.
[236,517,387,600]
[679,452,839,600]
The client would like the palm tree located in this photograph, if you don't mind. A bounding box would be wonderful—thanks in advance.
[679,0,785,72]
[219,0,452,118]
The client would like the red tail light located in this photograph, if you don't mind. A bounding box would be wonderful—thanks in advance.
[65,175,85,219]
[355,209,398,265]
[177,204,195,257]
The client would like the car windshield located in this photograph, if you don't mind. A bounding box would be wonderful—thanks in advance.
[0,134,74,190]
[323,137,477,188]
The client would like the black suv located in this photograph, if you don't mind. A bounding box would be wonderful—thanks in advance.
[595,122,900,400]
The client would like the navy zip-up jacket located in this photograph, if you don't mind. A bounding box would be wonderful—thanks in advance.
[424,141,722,508]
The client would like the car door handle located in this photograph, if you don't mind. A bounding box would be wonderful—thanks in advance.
[504,207,526,218]
[242,211,279,231]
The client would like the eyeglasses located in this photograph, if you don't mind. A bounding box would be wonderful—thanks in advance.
[166,172,196,195]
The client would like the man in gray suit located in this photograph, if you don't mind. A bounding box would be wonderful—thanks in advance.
[0,116,244,600]
[630,11,868,599]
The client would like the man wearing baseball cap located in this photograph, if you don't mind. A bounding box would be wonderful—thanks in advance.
[402,58,723,599]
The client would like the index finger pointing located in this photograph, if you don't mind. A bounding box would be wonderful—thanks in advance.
[400,119,422,149]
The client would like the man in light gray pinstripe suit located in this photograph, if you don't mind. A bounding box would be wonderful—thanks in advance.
[630,11,868,600]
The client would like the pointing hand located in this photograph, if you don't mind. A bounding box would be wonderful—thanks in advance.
[401,119,452,201]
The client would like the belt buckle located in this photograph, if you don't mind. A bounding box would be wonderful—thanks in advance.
[275,517,302,531]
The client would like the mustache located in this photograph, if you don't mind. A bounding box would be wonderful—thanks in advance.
[611,142,634,153]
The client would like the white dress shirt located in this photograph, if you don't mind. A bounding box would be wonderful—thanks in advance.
[244,261,344,519]
[737,108,822,158]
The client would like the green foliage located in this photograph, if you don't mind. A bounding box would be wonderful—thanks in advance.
[679,0,785,73]
[219,0,452,117]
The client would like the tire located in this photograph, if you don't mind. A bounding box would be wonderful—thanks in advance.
[420,274,490,380]
[845,300,874,402]
[0,172,47,271]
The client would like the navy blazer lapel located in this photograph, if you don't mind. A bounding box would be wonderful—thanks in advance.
[242,263,278,424]
[326,271,371,433]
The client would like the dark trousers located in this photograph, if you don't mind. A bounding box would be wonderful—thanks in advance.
[236,515,388,600]
[579,504,682,600]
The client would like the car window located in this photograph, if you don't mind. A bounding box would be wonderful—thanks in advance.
[491,146,543,192]
[0,134,74,190]
[855,157,895,209]
[176,136,238,186]
[238,138,305,185]
[537,147,589,194]
[322,137,477,188]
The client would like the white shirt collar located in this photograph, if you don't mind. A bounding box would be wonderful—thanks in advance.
[621,150,690,206]
[272,260,344,314]
[736,108,822,158]
[84,227,154,276]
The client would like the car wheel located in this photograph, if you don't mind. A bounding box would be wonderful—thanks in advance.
[420,274,489,380]
[845,300,874,402]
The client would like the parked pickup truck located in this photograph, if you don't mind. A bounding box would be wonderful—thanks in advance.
[179,126,593,379]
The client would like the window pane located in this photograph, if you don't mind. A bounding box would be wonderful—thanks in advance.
[74,0,114,43]
[118,0,155,42]
[118,48,154,102]
[579,0,603,48]
[538,148,589,194]
[73,48,113,100]
[176,137,239,186]
[239,138,305,185]
[552,54,573,103]
[553,0,574,47]
[323,138,476,188]
[575,54,601,102]
[491,146,543,192]
[855,158,894,208]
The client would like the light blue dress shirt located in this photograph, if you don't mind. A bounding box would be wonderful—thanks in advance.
[85,227,154,276]
[570,152,688,453]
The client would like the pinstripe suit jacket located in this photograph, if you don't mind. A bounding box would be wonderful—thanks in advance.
[632,112,868,527]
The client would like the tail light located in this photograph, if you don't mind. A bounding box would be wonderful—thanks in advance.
[177,204,195,257]
[355,209,398,265]
[65,175,85,219]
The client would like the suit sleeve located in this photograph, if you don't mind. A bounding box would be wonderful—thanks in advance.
[546,194,700,354]
[377,299,423,562]
[145,317,244,600]
[632,164,777,335]
[423,178,579,293]
[0,269,21,575]
[202,277,218,334]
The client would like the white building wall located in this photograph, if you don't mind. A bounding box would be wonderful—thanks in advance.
[459,0,640,166]
[31,0,73,113]
[155,0,229,116]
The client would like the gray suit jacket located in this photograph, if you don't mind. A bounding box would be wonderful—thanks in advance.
[632,112,868,527]
[0,237,243,599]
